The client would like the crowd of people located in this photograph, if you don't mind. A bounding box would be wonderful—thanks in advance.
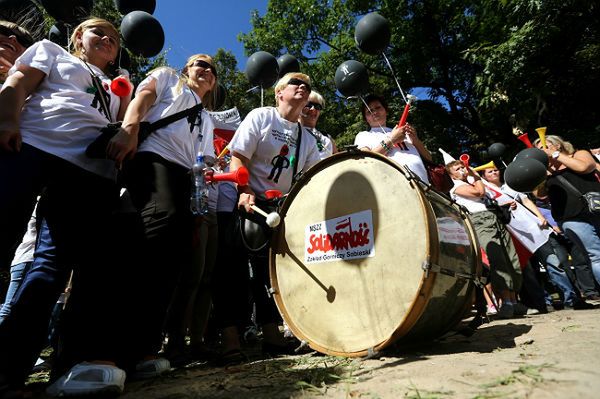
[1,17,599,398]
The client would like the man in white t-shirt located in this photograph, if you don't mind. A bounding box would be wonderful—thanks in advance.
[354,94,431,183]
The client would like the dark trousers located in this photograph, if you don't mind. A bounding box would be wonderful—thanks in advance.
[0,145,122,384]
[122,152,194,356]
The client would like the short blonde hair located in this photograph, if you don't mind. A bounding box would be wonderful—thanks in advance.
[70,18,120,59]
[308,90,325,108]
[533,134,575,155]
[274,72,311,105]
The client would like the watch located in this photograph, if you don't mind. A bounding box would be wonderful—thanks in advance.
[551,151,560,159]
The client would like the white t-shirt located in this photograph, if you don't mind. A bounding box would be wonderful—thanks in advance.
[450,180,488,213]
[229,107,321,199]
[354,127,429,183]
[136,68,215,169]
[305,127,334,160]
[10,40,120,180]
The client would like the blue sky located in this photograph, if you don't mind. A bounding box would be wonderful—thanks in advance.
[154,0,267,71]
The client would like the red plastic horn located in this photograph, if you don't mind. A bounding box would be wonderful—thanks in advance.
[517,133,533,148]
[206,166,249,186]
[459,153,470,167]
[110,76,132,97]
[265,189,283,199]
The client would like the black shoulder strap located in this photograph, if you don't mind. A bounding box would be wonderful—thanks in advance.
[556,174,584,198]
[292,122,302,180]
[147,103,203,133]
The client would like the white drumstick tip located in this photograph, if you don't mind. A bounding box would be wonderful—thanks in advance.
[250,204,281,228]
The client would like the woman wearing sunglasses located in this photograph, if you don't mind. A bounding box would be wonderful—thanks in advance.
[106,54,217,371]
[212,72,321,364]
[300,90,337,159]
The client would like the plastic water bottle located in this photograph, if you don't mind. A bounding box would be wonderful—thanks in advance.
[190,151,209,215]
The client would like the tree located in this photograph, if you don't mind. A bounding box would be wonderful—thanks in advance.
[239,0,599,156]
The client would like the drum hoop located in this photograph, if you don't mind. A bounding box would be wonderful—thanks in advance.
[269,149,445,356]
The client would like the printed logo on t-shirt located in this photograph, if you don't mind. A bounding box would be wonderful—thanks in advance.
[89,79,111,120]
[268,144,290,183]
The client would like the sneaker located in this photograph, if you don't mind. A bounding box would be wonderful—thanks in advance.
[513,302,528,316]
[46,362,126,397]
[496,303,514,319]
[585,295,600,305]
[132,358,170,380]
[567,300,595,310]
[486,304,498,315]
[526,308,541,315]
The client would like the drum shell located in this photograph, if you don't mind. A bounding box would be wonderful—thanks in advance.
[270,151,480,357]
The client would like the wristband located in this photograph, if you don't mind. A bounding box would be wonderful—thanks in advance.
[380,138,392,152]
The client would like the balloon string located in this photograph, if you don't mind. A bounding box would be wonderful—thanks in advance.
[261,87,264,107]
[66,24,72,52]
[381,52,407,104]
[359,95,388,135]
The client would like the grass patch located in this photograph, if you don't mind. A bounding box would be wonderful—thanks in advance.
[561,325,581,332]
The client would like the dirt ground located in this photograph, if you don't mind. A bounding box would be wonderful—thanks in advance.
[112,307,600,399]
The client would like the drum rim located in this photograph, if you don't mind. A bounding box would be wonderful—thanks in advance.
[269,150,441,357]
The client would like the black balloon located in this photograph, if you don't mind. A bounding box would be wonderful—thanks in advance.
[41,0,93,23]
[504,158,547,193]
[334,60,369,97]
[514,148,549,168]
[245,51,279,88]
[213,83,227,110]
[277,54,300,78]
[120,11,164,58]
[114,0,156,15]
[354,12,391,55]
[48,23,69,47]
[488,142,507,159]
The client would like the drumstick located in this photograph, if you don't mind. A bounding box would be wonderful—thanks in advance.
[250,204,281,228]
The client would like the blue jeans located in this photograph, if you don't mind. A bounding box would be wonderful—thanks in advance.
[535,241,578,306]
[561,215,600,287]
[0,262,32,322]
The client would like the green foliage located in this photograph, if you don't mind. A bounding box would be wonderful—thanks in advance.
[236,0,599,155]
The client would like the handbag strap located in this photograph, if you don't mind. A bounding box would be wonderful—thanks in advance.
[89,73,114,122]
[555,174,584,198]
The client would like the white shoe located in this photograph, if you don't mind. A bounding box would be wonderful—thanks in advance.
[132,358,170,379]
[46,362,126,397]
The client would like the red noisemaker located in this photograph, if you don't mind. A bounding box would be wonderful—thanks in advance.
[110,76,132,97]
[206,166,249,186]
[459,154,470,167]
[265,189,283,199]
[517,133,533,148]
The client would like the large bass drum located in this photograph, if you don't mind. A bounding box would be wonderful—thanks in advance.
[270,150,481,357]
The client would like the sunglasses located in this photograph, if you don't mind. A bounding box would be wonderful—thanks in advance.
[304,102,323,111]
[192,59,217,77]
[287,78,311,92]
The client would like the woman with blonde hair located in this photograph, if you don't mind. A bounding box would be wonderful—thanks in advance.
[213,72,321,364]
[107,54,217,370]
[0,17,135,396]
[535,135,600,296]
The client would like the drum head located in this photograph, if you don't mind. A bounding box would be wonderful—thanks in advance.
[271,152,433,356]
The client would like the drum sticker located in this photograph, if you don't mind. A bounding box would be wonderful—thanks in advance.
[304,210,375,263]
